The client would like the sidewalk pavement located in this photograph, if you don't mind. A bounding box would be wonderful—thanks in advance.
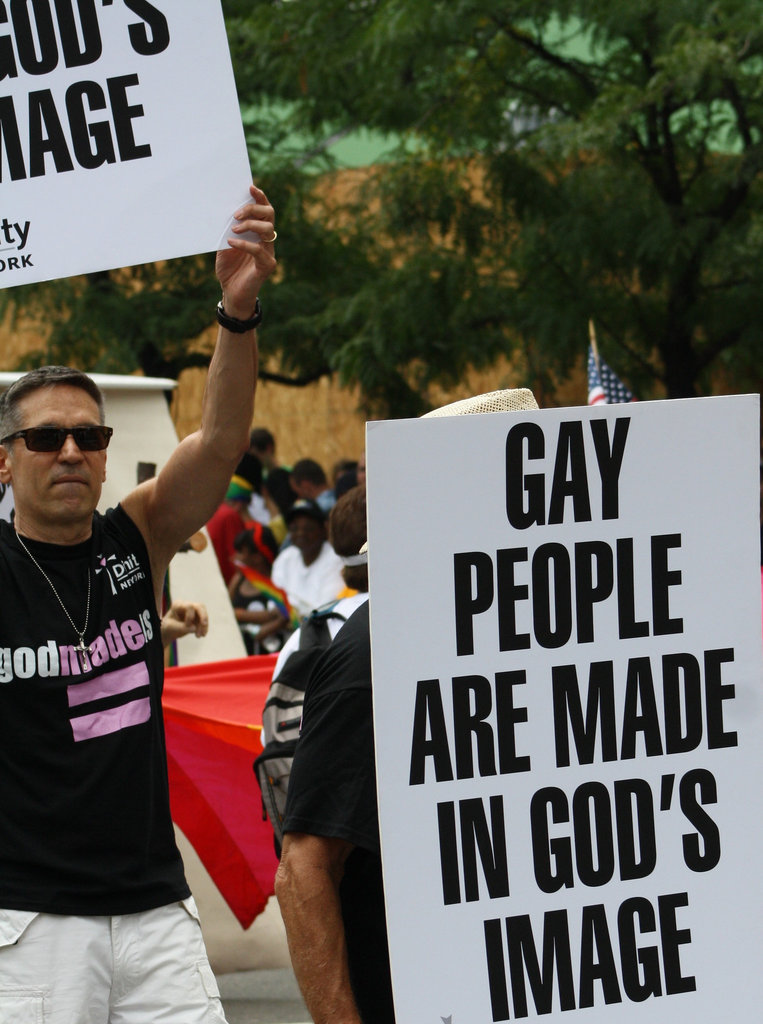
[218,969,311,1024]
[177,830,312,1023]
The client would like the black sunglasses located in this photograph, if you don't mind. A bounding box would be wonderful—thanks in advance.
[0,425,114,452]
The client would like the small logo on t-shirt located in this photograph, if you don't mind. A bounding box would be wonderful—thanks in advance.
[96,551,146,595]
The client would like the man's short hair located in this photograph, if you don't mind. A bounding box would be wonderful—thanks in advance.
[329,485,368,592]
[0,366,105,438]
[249,427,275,453]
[234,452,263,492]
[263,466,296,517]
[291,458,327,488]
[329,485,367,559]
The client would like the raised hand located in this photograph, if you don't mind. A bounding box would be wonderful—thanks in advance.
[216,184,277,319]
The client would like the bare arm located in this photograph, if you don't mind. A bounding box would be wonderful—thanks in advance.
[160,600,209,646]
[275,832,363,1024]
[122,184,277,602]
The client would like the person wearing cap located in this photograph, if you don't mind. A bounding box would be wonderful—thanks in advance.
[265,486,369,740]
[206,454,262,585]
[275,388,539,1024]
[228,524,289,654]
[271,498,344,619]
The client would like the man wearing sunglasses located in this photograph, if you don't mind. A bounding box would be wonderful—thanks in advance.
[0,184,277,1024]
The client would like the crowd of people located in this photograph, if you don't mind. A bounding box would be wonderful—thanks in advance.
[205,429,366,654]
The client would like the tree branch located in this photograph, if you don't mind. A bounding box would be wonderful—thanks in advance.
[258,367,331,387]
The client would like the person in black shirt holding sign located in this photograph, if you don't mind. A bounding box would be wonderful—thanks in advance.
[276,599,395,1024]
[0,184,276,1024]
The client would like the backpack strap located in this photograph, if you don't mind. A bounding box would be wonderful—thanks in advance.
[297,601,347,651]
[254,600,349,857]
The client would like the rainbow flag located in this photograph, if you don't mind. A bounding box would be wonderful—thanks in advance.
[164,654,280,927]
[233,561,301,628]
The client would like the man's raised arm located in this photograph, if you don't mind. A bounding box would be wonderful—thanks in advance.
[122,184,277,597]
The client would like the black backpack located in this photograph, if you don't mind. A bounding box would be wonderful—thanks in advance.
[253,604,346,855]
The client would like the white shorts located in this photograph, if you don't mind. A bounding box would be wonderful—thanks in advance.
[0,897,227,1024]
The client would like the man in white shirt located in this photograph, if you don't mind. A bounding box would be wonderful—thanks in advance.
[271,499,344,618]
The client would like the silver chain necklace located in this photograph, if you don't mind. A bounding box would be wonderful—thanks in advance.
[15,532,92,669]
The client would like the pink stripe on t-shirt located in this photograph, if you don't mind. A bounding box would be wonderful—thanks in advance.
[67,662,149,708]
[70,696,151,742]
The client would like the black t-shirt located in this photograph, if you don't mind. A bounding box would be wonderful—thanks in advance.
[0,507,189,914]
[283,601,395,1024]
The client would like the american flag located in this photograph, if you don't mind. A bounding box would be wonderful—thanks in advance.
[587,345,635,405]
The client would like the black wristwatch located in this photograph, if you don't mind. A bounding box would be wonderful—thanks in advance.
[216,297,263,333]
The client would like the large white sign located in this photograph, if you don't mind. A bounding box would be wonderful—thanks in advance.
[0,0,252,287]
[367,395,763,1024]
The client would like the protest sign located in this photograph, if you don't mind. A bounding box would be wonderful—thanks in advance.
[0,0,252,287]
[366,395,762,1024]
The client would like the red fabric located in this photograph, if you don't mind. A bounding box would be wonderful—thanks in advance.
[163,655,279,928]
[206,504,248,584]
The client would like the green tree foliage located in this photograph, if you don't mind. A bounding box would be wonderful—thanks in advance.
[7,260,221,380]
[5,1,762,414]
[229,0,763,408]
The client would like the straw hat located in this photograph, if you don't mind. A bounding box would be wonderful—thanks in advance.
[361,388,539,557]
[422,387,538,417]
